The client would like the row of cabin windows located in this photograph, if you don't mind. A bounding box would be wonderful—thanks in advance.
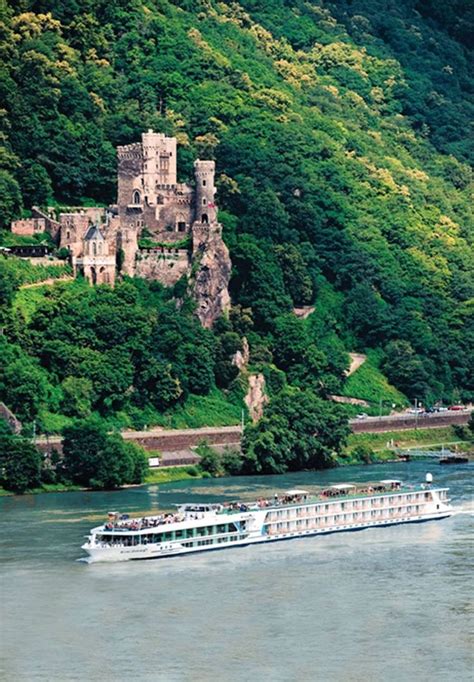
[100,523,237,545]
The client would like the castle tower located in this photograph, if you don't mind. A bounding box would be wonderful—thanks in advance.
[194,160,217,225]
[142,129,177,199]
[75,225,116,286]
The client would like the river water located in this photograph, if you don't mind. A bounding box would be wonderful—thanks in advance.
[0,461,472,682]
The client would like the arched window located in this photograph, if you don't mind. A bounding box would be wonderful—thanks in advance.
[66,230,70,240]
[133,190,141,205]
[201,214,208,224]
[202,198,207,205]
[92,242,97,256]
[98,242,102,255]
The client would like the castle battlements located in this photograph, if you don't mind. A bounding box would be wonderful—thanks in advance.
[10,129,231,326]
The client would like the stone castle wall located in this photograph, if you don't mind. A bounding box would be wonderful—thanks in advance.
[135,248,190,286]
[11,218,46,236]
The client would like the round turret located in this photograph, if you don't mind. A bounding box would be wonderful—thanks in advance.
[194,160,217,224]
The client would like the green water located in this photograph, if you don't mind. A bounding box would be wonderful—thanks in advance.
[0,462,472,681]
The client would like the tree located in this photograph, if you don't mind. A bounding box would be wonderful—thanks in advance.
[0,425,42,493]
[61,377,93,418]
[241,389,350,474]
[196,441,223,477]
[1,358,52,423]
[62,417,147,489]
[0,170,22,230]
[382,340,431,401]
[135,359,182,410]
[274,244,313,305]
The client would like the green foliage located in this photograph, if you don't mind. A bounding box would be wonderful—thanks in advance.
[342,351,408,407]
[221,447,243,476]
[62,416,148,489]
[196,441,224,477]
[146,465,202,485]
[350,445,376,465]
[0,255,71,287]
[382,340,432,402]
[242,388,350,474]
[0,423,42,493]
[0,0,472,429]
[0,171,22,231]
[196,442,243,477]
[61,377,93,418]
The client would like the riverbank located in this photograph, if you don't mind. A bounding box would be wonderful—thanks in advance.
[2,426,471,496]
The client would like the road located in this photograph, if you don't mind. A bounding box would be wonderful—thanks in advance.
[35,411,472,455]
[350,409,472,433]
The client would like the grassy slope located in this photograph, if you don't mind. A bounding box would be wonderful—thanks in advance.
[13,278,82,322]
[342,350,408,408]
[347,426,471,452]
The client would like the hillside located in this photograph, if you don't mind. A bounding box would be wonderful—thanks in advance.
[0,0,473,436]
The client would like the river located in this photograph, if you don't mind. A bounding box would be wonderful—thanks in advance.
[0,461,472,681]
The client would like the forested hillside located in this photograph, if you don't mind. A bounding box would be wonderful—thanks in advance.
[1,0,473,439]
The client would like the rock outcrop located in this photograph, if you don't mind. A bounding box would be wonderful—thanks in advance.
[0,402,22,434]
[244,373,268,423]
[191,223,231,328]
[232,336,250,371]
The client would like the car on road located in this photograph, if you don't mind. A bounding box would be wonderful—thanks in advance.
[408,408,424,414]
[448,405,466,411]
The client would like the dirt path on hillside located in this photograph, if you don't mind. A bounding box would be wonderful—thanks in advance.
[20,276,73,289]
[346,352,367,376]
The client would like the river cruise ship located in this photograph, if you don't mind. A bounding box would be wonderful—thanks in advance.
[82,475,453,562]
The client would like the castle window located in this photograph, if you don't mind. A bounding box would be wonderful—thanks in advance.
[133,190,141,205]
[177,222,186,232]
[66,230,70,240]
[92,242,97,256]
[202,198,207,205]
[201,214,208,224]
[202,180,206,186]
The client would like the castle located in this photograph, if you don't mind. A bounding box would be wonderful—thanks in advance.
[11,131,231,327]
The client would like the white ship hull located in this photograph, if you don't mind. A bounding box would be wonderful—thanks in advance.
[84,510,452,562]
[82,481,453,563]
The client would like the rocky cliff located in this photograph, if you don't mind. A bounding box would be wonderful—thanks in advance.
[191,223,231,328]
